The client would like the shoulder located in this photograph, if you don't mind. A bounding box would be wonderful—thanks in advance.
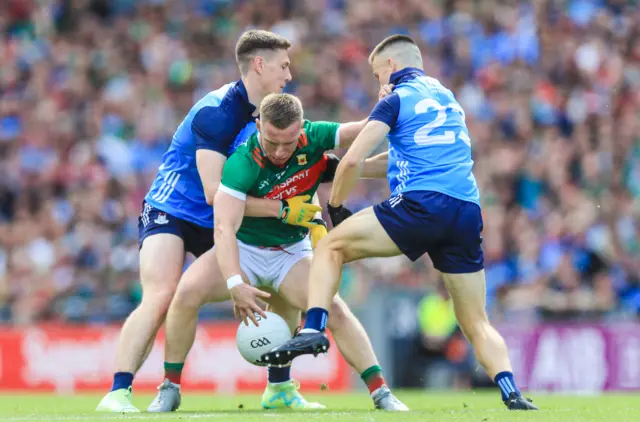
[230,132,257,156]
[369,92,401,128]
[192,105,230,129]
[229,136,264,168]
[192,81,243,128]
[302,119,340,149]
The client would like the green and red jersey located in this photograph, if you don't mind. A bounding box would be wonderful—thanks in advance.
[219,120,340,246]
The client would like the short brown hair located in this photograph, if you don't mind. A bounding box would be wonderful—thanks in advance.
[368,34,418,64]
[235,30,291,74]
[260,93,303,129]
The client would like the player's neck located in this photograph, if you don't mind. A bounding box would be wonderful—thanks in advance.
[242,76,266,116]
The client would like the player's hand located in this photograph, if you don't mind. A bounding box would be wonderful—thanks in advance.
[378,84,394,101]
[327,203,353,227]
[229,283,271,326]
[309,218,328,248]
[280,195,322,228]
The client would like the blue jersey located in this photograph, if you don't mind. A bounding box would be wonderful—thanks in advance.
[369,68,480,205]
[144,80,257,228]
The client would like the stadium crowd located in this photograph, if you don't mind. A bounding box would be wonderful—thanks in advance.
[0,0,638,326]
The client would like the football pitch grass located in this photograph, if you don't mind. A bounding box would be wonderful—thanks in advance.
[0,390,638,421]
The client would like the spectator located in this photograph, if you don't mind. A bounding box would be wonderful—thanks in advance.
[0,0,637,324]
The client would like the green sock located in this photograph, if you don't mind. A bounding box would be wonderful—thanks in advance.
[361,365,386,394]
[164,362,184,385]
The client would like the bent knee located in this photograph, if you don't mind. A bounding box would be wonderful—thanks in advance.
[316,233,355,263]
[171,277,210,310]
[138,286,176,316]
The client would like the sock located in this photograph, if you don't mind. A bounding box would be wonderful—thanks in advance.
[361,365,386,395]
[494,371,521,401]
[303,307,328,332]
[111,372,134,392]
[164,362,184,385]
[268,365,291,384]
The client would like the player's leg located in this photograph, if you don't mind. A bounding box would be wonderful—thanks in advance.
[442,272,536,410]
[275,251,407,411]
[429,196,537,410]
[97,234,185,413]
[147,246,231,412]
[302,206,401,330]
[257,292,327,410]
[97,202,189,413]
[260,206,402,365]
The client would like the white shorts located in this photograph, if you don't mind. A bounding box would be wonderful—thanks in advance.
[236,237,313,291]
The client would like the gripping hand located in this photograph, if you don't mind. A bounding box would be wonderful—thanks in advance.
[327,203,353,227]
[279,195,322,228]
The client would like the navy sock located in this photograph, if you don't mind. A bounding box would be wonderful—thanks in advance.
[111,372,134,392]
[268,365,291,383]
[304,307,328,332]
[494,371,521,401]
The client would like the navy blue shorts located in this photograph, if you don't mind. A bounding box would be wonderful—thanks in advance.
[138,201,214,258]
[373,191,484,273]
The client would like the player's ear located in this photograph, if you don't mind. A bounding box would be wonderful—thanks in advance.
[256,119,261,132]
[387,57,395,71]
[253,56,264,75]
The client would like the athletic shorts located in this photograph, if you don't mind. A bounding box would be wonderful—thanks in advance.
[138,200,214,258]
[373,191,484,273]
[230,238,313,291]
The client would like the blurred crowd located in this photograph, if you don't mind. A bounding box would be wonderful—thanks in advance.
[0,0,638,325]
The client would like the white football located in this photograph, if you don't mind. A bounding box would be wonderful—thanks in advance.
[236,311,292,366]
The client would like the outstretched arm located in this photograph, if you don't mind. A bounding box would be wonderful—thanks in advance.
[361,151,388,179]
[329,90,398,205]
[332,83,394,150]
[335,119,368,148]
[192,107,282,218]
[196,150,282,218]
[328,121,391,206]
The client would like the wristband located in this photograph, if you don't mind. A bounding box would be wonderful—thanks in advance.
[279,199,289,220]
[226,274,244,289]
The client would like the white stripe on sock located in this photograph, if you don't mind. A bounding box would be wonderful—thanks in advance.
[498,379,512,394]
[505,378,517,393]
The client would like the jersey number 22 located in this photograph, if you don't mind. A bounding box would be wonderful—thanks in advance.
[413,98,471,147]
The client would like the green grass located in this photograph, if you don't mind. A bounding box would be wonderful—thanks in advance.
[0,391,638,421]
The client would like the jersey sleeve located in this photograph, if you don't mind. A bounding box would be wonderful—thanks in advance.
[219,150,260,201]
[192,106,236,157]
[368,92,400,129]
[305,121,341,151]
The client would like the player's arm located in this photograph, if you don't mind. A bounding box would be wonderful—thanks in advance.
[361,151,388,179]
[329,120,390,207]
[195,151,281,217]
[214,155,270,326]
[332,84,394,149]
[334,119,368,149]
[192,108,289,219]
[327,93,398,226]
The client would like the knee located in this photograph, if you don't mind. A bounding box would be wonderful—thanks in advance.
[138,285,176,318]
[456,310,490,341]
[170,277,208,311]
[316,234,349,264]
